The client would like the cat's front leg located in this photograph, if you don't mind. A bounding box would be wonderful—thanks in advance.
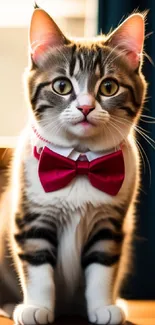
[82,218,126,325]
[14,265,55,325]
[13,212,57,325]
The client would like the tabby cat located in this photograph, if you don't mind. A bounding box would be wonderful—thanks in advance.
[10,8,146,325]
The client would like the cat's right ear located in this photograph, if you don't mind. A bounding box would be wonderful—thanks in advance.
[105,13,145,70]
[29,9,69,64]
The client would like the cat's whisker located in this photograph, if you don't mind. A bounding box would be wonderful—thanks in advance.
[143,103,151,110]
[108,120,126,142]
[108,120,130,154]
[134,126,155,144]
[41,117,60,125]
[140,118,155,124]
[110,116,151,138]
[140,114,155,124]
[42,119,65,135]
[104,123,117,150]
[136,125,150,134]
[38,115,60,123]
[143,50,154,66]
[41,113,67,125]
[135,139,146,172]
[135,138,151,185]
[62,114,80,120]
[91,116,109,122]
[51,122,66,137]
[40,121,60,132]
[110,114,153,135]
[124,116,155,153]
[110,116,132,126]
[110,117,133,138]
[110,115,132,124]
[141,114,155,120]
[134,127,155,150]
[111,116,151,140]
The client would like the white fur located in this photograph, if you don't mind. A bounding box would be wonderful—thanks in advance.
[85,264,125,324]
[56,215,82,294]
[85,264,116,308]
[24,265,55,310]
[13,265,55,325]
[14,304,54,325]
[73,59,80,75]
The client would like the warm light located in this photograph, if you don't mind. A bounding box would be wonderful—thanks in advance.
[0,0,86,27]
[116,298,129,318]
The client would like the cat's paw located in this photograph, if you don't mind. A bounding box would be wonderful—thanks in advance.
[13,304,54,325]
[88,305,125,325]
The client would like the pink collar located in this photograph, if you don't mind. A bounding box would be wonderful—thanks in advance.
[32,125,123,162]
[32,125,52,145]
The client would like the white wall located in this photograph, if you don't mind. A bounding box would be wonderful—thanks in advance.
[0,28,28,139]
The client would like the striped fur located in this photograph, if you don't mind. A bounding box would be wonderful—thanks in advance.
[7,9,147,325]
[29,42,144,121]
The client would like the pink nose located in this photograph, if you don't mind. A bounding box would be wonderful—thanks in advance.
[77,105,95,116]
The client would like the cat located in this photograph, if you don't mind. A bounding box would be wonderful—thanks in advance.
[8,7,147,325]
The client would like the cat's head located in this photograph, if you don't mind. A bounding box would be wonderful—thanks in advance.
[26,8,146,151]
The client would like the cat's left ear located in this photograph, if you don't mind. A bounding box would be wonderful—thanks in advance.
[29,8,69,64]
[105,13,145,70]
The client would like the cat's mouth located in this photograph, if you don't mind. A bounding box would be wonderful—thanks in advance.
[81,117,91,126]
[73,117,96,127]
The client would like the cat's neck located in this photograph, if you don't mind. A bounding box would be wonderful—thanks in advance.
[31,124,121,155]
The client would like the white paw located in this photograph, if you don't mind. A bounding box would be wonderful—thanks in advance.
[88,305,125,325]
[13,304,54,325]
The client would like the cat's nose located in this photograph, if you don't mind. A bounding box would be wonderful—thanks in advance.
[77,105,95,116]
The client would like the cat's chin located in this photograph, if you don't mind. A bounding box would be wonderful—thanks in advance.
[67,122,99,138]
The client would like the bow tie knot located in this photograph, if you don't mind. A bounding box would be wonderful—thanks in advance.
[76,160,89,175]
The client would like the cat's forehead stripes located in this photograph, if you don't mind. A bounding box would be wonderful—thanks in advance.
[68,43,105,78]
[64,43,106,95]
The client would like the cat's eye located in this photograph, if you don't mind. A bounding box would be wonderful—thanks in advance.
[52,78,72,95]
[99,79,119,97]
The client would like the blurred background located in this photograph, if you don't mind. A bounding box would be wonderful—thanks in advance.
[0,0,98,147]
[0,0,155,310]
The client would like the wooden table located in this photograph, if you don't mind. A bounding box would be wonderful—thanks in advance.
[0,301,154,325]
[125,300,155,325]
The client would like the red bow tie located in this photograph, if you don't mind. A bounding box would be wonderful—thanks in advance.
[34,146,125,196]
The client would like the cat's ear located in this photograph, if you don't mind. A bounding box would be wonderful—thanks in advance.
[29,9,69,64]
[106,13,145,70]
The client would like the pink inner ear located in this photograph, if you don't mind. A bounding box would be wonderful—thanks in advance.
[30,9,65,63]
[108,14,145,69]
[114,33,142,68]
[31,34,64,62]
[31,40,51,62]
[126,51,140,68]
